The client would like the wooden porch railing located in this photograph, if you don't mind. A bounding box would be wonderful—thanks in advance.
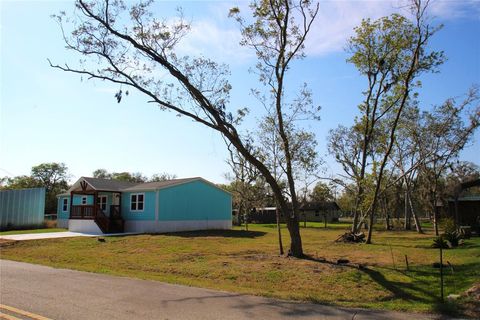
[71,205,96,219]
[110,205,121,219]
[94,206,110,233]
[70,204,124,233]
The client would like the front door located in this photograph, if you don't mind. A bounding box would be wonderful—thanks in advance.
[97,195,108,214]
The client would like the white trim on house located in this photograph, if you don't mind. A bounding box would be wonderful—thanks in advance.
[124,220,232,233]
[130,193,145,212]
[81,196,88,205]
[68,219,103,234]
[97,195,107,211]
[62,198,69,212]
[66,178,96,193]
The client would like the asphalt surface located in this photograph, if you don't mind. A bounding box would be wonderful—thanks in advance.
[0,260,445,320]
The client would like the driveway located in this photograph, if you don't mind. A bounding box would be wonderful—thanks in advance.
[0,260,445,320]
[0,231,135,241]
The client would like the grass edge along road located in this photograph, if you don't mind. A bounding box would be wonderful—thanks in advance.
[1,223,478,317]
[0,304,52,320]
[0,228,66,236]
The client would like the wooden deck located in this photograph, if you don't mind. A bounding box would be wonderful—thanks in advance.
[70,205,124,233]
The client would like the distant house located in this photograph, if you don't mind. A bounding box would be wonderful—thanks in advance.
[447,195,480,232]
[57,177,232,234]
[446,178,480,233]
[298,201,341,223]
[245,201,341,224]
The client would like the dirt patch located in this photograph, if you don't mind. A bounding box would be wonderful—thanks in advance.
[0,239,17,248]
[458,283,480,318]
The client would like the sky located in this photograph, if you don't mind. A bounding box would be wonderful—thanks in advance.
[0,0,479,185]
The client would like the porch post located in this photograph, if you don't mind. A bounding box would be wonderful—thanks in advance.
[119,193,122,216]
[94,191,98,217]
[69,192,73,219]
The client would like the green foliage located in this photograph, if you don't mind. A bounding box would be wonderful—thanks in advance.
[92,169,177,183]
[441,217,457,234]
[432,219,463,248]
[1,162,70,214]
[309,182,334,203]
[0,175,41,190]
[432,236,448,249]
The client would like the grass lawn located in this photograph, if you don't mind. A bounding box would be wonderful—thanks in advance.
[1,223,478,316]
[0,228,67,235]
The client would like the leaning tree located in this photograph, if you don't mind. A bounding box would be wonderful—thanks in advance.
[50,0,319,257]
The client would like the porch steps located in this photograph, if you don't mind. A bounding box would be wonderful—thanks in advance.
[94,206,124,234]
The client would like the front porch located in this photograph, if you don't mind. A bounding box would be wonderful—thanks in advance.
[68,180,125,233]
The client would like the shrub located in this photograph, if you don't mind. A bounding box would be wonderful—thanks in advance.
[441,217,457,234]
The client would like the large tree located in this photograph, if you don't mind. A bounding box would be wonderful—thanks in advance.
[51,0,319,257]
[330,0,445,242]
[415,89,480,234]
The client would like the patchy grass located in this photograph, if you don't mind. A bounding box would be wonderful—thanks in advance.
[0,228,67,235]
[1,223,479,316]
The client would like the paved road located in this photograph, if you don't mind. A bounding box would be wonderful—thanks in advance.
[0,260,444,320]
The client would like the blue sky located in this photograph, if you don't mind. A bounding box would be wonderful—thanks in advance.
[1,0,479,184]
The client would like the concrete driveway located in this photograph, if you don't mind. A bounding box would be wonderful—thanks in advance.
[0,260,446,320]
[0,231,135,241]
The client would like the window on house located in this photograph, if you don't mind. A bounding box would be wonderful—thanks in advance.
[81,196,87,205]
[130,193,144,211]
[97,195,107,211]
[62,198,68,212]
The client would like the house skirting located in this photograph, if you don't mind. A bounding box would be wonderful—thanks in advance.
[68,219,103,234]
[57,219,68,229]
[125,220,232,233]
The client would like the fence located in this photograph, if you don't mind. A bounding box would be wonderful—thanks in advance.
[0,188,45,230]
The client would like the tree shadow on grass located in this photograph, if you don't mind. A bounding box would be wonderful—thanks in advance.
[154,229,267,239]
[361,267,434,303]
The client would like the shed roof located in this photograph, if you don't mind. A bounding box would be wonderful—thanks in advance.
[299,201,341,211]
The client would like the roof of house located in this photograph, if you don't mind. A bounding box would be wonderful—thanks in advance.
[448,195,480,202]
[82,177,140,191]
[121,177,201,191]
[59,176,230,196]
[299,201,341,211]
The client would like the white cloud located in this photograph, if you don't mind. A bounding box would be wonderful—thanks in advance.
[306,1,398,56]
[176,19,253,65]
[174,0,479,62]
[429,0,480,20]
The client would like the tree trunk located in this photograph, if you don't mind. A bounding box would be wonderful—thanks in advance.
[404,190,411,230]
[431,188,439,236]
[366,208,374,244]
[278,200,303,257]
[275,207,284,255]
[407,188,423,233]
[286,218,303,256]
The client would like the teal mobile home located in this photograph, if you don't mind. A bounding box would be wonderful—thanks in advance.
[57,177,232,234]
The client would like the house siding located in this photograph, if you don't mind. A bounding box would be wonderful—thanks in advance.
[57,193,113,220]
[121,191,156,221]
[158,180,231,221]
[57,196,70,220]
